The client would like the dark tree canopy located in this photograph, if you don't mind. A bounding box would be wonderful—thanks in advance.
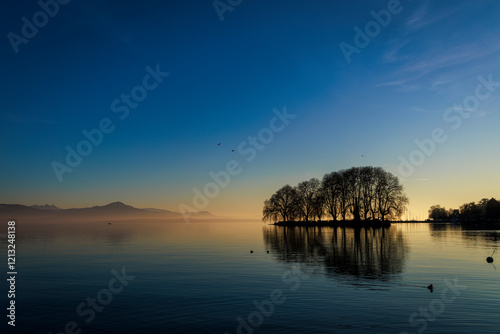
[429,197,500,223]
[486,198,500,220]
[294,178,321,222]
[262,166,409,223]
[428,205,448,220]
[262,185,296,223]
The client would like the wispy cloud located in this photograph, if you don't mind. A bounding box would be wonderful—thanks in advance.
[405,2,463,33]
[377,35,500,92]
[408,107,441,114]
[431,78,454,89]
[446,106,490,119]
[376,2,499,93]
[405,3,430,31]
[382,39,411,63]
[375,76,423,92]
[396,40,500,77]
[408,105,490,118]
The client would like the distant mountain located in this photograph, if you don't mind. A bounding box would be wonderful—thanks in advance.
[64,201,147,215]
[30,204,61,210]
[183,210,216,218]
[0,202,215,221]
[0,204,44,213]
[142,207,177,214]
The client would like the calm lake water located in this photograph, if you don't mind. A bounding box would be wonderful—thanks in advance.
[3,220,499,333]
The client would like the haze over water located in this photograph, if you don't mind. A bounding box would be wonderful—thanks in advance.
[5,220,499,333]
[2,1,500,333]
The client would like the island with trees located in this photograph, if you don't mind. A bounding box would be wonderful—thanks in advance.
[262,166,409,227]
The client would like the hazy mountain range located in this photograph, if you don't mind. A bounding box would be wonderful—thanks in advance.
[0,201,214,221]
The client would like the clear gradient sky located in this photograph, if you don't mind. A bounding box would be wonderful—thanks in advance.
[1,0,499,219]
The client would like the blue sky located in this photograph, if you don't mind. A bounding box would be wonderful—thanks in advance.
[1,0,499,218]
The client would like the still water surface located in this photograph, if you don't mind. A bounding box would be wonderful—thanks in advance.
[4,220,499,333]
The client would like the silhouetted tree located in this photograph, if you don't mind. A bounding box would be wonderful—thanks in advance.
[337,170,351,220]
[447,208,455,217]
[345,167,362,221]
[262,185,296,222]
[431,197,499,223]
[263,166,408,223]
[312,191,325,221]
[262,199,278,223]
[360,166,376,220]
[374,171,408,221]
[479,198,489,209]
[428,205,448,220]
[294,178,321,222]
[486,198,500,221]
[460,202,484,221]
[322,172,341,221]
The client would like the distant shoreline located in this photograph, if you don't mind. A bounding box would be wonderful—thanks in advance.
[271,220,393,228]
[270,220,500,228]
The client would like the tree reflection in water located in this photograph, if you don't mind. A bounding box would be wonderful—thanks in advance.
[263,225,409,284]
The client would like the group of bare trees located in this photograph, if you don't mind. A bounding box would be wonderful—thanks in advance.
[429,198,500,222]
[263,166,409,223]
